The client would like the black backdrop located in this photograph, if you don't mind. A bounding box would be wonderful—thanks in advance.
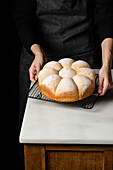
[1,0,113,169]
[1,0,22,169]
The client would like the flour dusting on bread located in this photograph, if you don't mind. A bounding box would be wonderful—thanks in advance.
[38,58,95,102]
[59,67,77,78]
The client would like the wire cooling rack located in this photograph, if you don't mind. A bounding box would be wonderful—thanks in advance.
[28,74,99,109]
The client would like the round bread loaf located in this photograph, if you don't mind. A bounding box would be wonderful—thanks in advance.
[38,58,96,102]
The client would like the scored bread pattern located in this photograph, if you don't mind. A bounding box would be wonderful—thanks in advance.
[38,58,96,102]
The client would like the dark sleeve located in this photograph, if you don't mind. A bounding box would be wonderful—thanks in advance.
[13,0,38,53]
[94,0,113,43]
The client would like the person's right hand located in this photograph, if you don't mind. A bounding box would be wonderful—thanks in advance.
[29,44,47,82]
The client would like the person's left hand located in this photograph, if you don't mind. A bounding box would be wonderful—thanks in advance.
[98,65,113,96]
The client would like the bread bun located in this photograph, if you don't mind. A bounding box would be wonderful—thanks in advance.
[38,58,96,102]
[39,75,61,101]
[59,58,75,67]
[55,78,79,102]
[38,68,58,86]
[71,60,91,71]
[73,74,93,100]
[77,68,96,82]
[59,67,77,78]
[43,61,62,71]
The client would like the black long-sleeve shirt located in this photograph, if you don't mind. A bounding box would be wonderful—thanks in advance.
[13,0,113,54]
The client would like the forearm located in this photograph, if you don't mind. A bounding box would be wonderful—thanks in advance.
[98,38,113,95]
[101,38,113,69]
[29,43,47,82]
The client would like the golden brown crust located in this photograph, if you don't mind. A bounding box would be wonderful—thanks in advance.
[77,68,96,83]
[39,74,61,101]
[38,68,59,86]
[71,60,91,71]
[73,74,95,100]
[55,77,79,102]
[39,84,55,101]
[38,58,96,102]
[58,58,75,68]
[43,61,63,71]
[79,83,95,100]
[55,92,79,102]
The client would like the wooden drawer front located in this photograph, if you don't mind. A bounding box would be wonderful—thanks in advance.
[46,151,104,170]
[24,145,113,170]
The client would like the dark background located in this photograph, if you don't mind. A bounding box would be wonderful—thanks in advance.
[1,0,22,169]
[1,0,113,169]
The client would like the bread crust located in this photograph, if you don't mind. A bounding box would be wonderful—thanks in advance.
[55,92,79,102]
[38,58,95,102]
[38,68,58,86]
[71,60,91,71]
[43,61,63,71]
[39,84,56,101]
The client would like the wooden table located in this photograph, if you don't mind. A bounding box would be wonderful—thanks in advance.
[20,70,113,170]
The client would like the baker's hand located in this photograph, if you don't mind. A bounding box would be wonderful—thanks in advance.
[98,65,113,96]
[29,44,47,82]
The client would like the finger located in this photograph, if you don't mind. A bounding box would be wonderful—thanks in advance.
[100,80,109,96]
[98,77,103,94]
[35,63,41,80]
[93,93,98,96]
[29,67,36,83]
[29,71,36,83]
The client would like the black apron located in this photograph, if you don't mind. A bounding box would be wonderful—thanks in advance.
[19,0,97,130]
[36,0,96,60]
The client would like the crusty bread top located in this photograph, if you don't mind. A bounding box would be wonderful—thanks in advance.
[43,61,62,71]
[71,60,91,71]
[73,74,93,99]
[77,68,95,82]
[59,67,77,78]
[38,58,96,102]
[41,74,61,95]
[58,58,75,68]
[55,77,78,96]
[38,68,58,85]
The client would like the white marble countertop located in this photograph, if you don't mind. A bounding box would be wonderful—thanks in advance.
[20,69,113,144]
